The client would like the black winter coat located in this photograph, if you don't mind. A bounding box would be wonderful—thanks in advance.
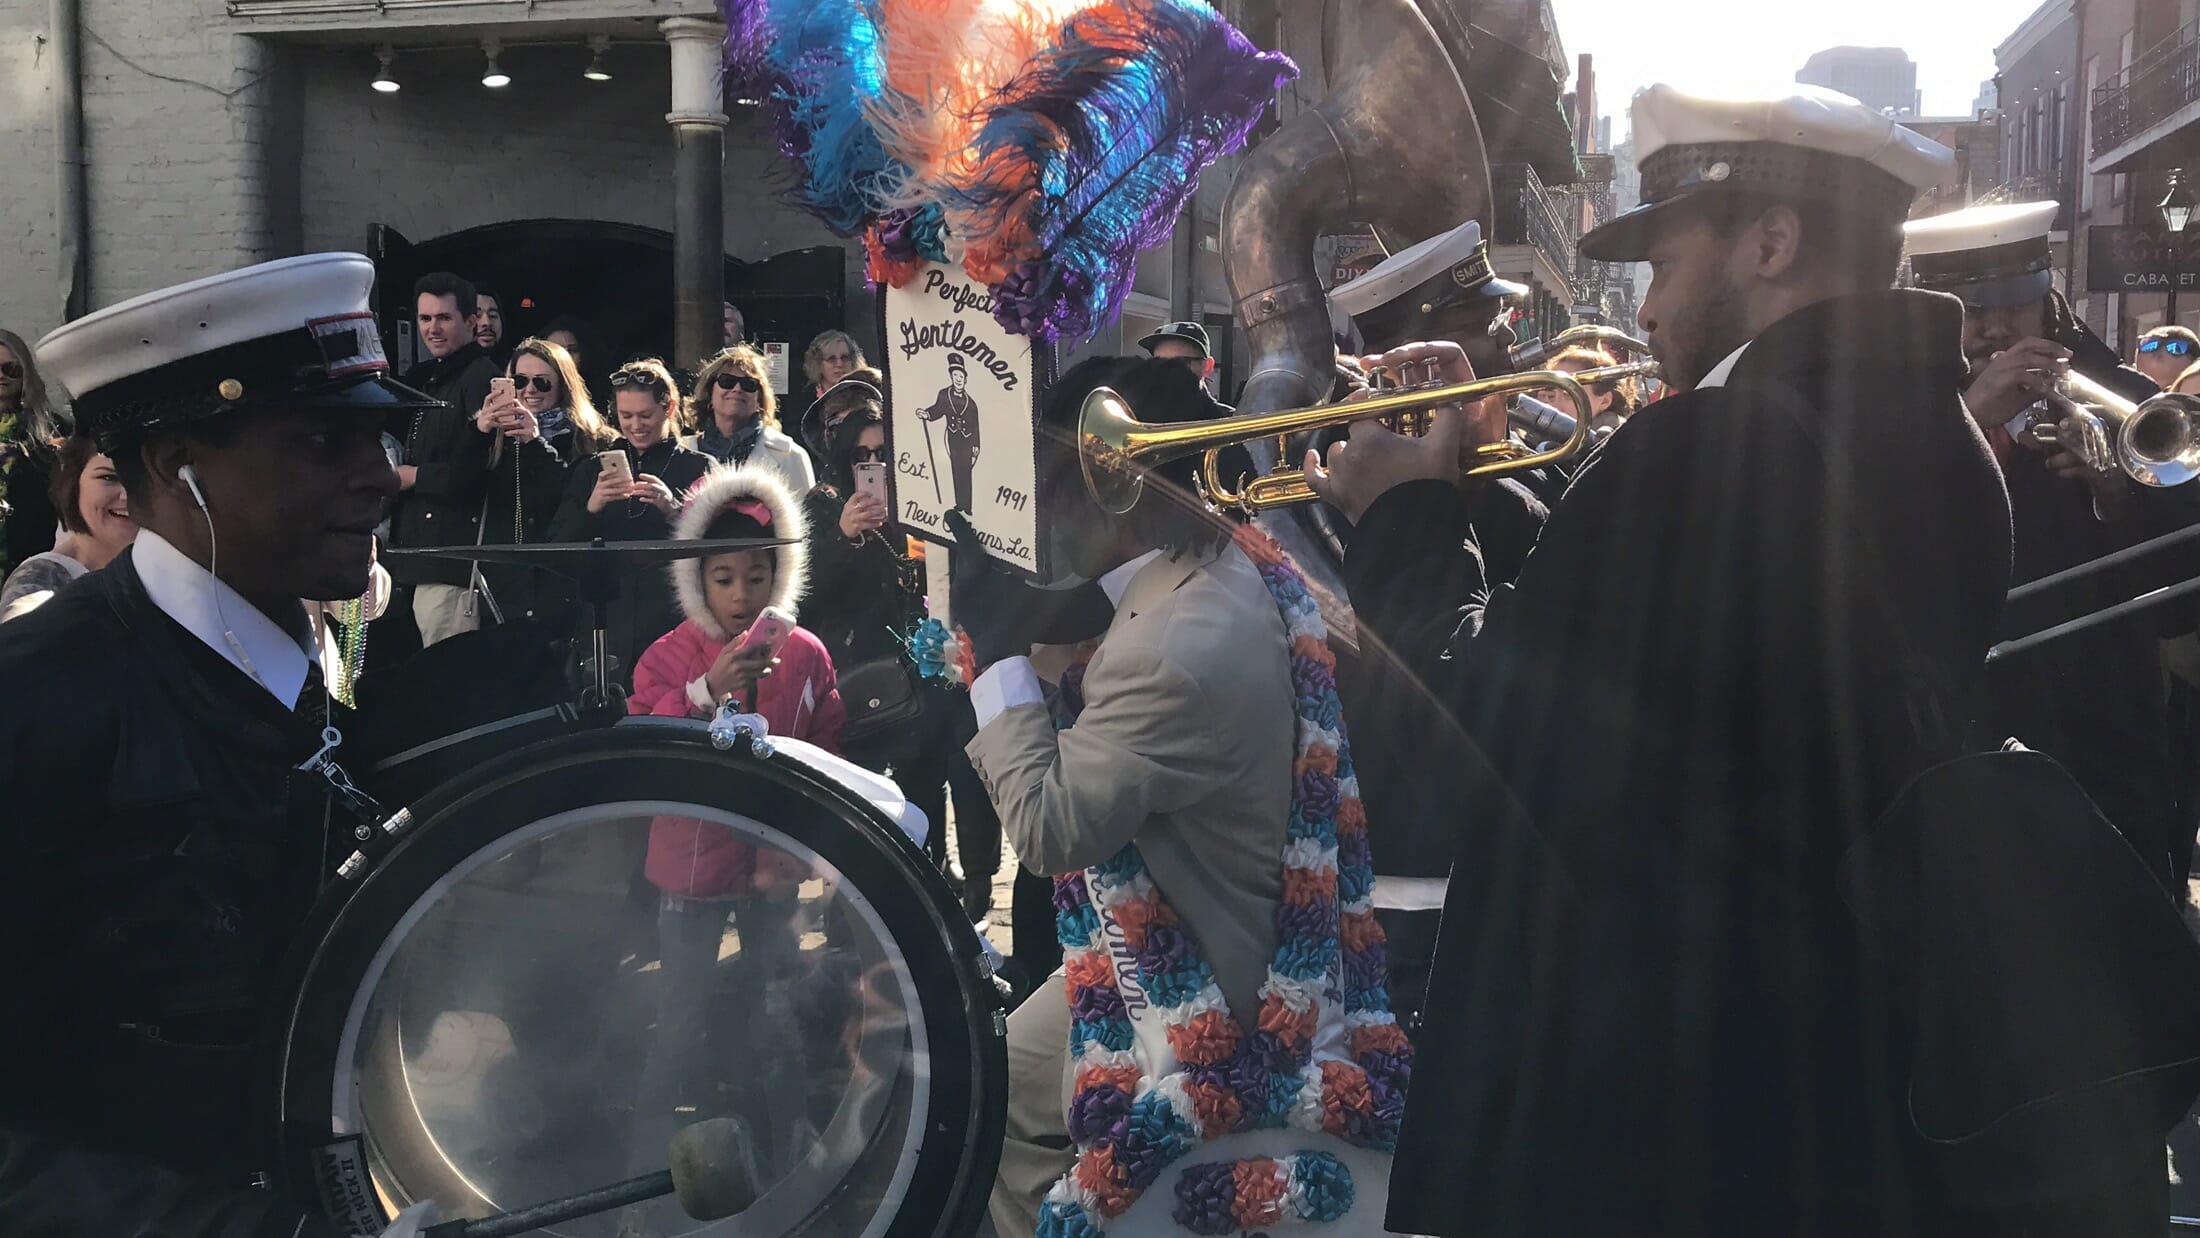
[477,423,596,626]
[1352,291,2027,1237]
[390,343,499,587]
[547,439,711,688]
[1980,434,2182,883]
[0,551,343,1236]
[801,488,921,671]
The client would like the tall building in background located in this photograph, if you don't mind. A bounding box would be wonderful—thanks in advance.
[1797,46,1922,116]
[1975,79,2000,116]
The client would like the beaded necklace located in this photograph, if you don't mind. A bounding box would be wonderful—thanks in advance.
[1036,528,1410,1238]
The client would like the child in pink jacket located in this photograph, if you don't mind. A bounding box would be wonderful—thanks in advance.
[627,463,844,1185]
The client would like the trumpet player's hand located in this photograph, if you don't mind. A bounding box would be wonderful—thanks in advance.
[1304,342,1483,525]
[1967,339,2071,431]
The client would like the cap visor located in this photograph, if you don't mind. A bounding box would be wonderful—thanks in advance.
[1479,277,1532,299]
[1933,270,2054,311]
[1580,199,1691,263]
[286,374,445,412]
[1137,329,1207,356]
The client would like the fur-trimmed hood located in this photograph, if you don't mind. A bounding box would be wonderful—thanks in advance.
[669,464,810,641]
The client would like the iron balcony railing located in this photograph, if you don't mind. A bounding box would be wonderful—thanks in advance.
[2093,19,2200,157]
[1493,162,1576,286]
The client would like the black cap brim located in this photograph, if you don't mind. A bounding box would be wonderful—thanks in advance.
[283,374,444,413]
[1580,198,1694,263]
[1138,328,1210,357]
[1923,270,2053,311]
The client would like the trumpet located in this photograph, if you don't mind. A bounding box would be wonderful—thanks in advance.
[1510,325,1654,370]
[1080,369,1597,516]
[2023,369,2200,488]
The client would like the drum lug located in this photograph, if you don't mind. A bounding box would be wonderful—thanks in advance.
[380,807,413,838]
[992,1008,1008,1038]
[337,850,369,880]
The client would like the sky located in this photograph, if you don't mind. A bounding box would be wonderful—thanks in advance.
[1551,0,2054,139]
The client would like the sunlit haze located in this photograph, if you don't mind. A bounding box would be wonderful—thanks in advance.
[1553,0,2050,138]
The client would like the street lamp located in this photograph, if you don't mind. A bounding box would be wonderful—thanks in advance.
[2162,170,2195,234]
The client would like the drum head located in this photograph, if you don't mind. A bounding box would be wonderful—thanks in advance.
[272,723,1005,1238]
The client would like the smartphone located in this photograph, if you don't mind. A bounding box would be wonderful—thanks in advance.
[489,376,515,403]
[854,460,890,508]
[598,450,633,484]
[731,606,795,659]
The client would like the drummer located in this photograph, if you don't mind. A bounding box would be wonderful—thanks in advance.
[0,254,417,1234]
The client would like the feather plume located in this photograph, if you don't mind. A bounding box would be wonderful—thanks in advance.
[947,0,1295,340]
[724,0,904,237]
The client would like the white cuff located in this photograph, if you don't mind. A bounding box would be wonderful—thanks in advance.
[970,656,1044,728]
[686,676,717,713]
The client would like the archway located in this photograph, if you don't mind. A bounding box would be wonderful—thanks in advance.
[370,219,846,392]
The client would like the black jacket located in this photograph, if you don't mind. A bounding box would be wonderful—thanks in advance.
[801,488,921,671]
[1980,433,2181,883]
[0,552,343,1236]
[478,423,594,626]
[1352,290,2025,1236]
[546,439,712,689]
[390,343,499,586]
[2,443,55,578]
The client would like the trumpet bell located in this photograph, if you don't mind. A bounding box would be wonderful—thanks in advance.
[1079,386,1147,515]
[2121,392,2200,488]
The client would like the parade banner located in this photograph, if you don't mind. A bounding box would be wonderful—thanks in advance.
[884,261,1047,579]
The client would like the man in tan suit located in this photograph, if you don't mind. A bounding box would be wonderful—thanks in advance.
[945,357,1296,1238]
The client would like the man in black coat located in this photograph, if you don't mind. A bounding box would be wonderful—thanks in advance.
[1325,216,1546,1027]
[0,254,418,1235]
[1907,201,2195,885]
[392,270,499,647]
[1306,83,2090,1235]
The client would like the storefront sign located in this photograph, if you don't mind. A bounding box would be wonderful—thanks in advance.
[759,340,792,394]
[2086,225,2200,292]
[883,262,1048,579]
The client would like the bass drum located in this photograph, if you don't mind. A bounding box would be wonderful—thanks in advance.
[270,720,1006,1238]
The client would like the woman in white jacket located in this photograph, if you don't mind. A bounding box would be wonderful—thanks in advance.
[684,345,815,498]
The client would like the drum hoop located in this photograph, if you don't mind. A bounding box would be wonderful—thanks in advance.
[266,722,1006,1238]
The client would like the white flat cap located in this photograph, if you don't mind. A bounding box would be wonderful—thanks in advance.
[37,252,434,438]
[1331,221,1529,331]
[1904,201,2059,308]
[1581,82,1954,262]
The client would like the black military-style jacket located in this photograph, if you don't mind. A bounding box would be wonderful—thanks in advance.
[0,551,343,1236]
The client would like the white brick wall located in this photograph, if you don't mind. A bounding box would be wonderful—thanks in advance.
[297,41,875,353]
[3,2,285,343]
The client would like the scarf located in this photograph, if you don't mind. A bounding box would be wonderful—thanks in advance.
[1037,528,1407,1238]
[701,417,764,466]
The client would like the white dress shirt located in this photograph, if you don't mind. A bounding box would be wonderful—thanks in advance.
[135,529,316,709]
[969,548,1162,727]
[1694,340,1752,390]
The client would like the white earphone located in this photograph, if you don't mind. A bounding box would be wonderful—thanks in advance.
[180,463,208,511]
[175,462,268,690]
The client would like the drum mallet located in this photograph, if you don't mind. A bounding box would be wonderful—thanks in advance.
[420,1117,757,1237]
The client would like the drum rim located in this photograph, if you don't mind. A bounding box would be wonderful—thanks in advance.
[265,722,1007,1238]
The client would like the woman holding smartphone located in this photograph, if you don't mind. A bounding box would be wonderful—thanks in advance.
[472,338,616,627]
[800,384,1003,919]
[685,346,815,496]
[549,358,710,687]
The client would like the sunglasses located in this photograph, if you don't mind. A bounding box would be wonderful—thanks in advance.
[714,372,763,393]
[2142,338,2195,356]
[0,362,20,380]
[512,373,556,393]
[821,352,854,365]
[851,445,888,462]
[610,370,668,393]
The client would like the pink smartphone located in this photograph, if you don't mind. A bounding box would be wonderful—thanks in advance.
[597,450,633,484]
[489,376,515,403]
[854,460,890,508]
[731,605,795,658]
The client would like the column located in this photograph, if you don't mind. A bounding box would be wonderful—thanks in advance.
[663,16,729,373]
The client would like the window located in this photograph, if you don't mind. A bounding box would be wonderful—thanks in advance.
[2011,110,2026,176]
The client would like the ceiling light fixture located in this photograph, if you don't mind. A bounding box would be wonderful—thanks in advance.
[481,38,511,89]
[583,35,612,82]
[371,45,399,93]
